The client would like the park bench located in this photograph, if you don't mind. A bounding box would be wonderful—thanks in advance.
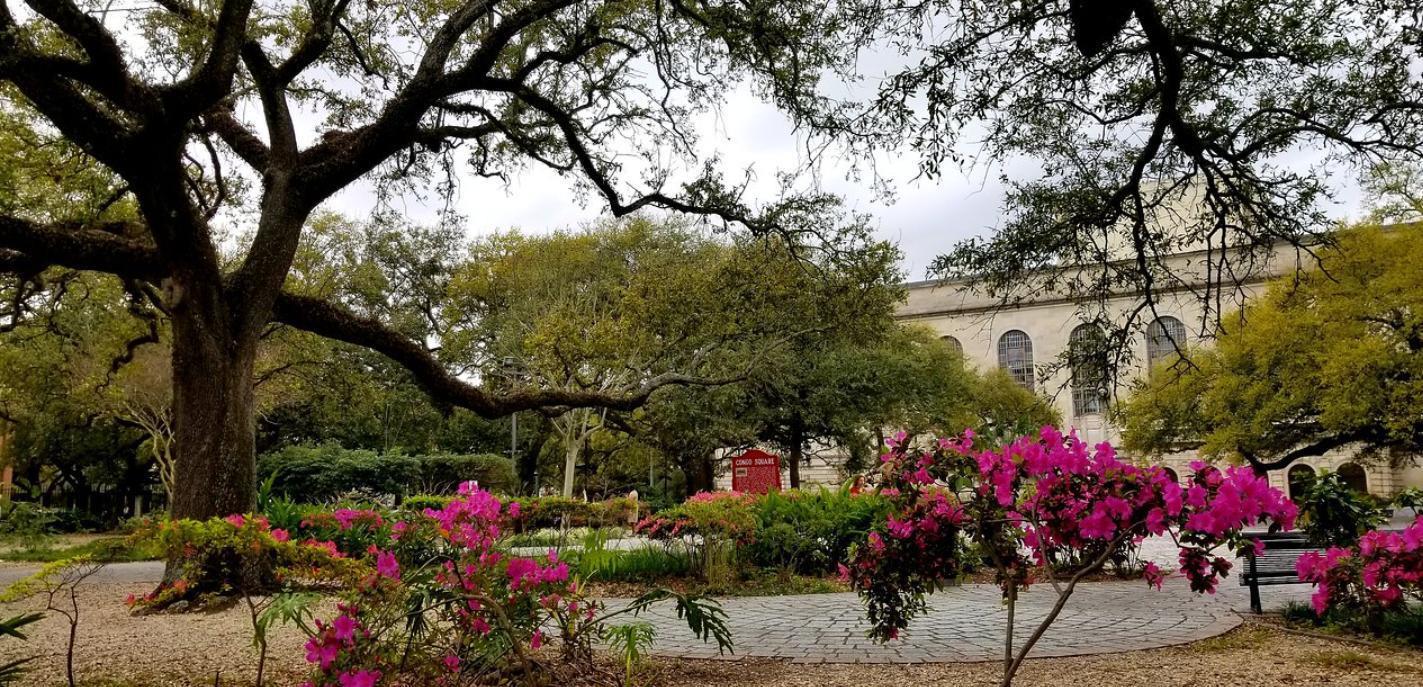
[1240,531,1321,614]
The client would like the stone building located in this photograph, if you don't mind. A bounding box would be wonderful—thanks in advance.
[897,235,1423,501]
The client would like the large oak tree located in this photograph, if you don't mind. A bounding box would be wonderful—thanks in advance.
[0,0,857,518]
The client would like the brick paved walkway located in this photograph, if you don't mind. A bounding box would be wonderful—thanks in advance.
[613,580,1263,663]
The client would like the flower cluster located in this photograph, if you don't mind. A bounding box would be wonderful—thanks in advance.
[127,512,365,611]
[848,427,1296,640]
[299,483,598,687]
[1297,517,1423,615]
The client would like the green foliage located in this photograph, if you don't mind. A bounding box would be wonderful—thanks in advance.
[258,445,516,502]
[0,612,42,686]
[1394,488,1423,512]
[603,621,657,686]
[0,502,58,547]
[1295,473,1389,547]
[506,495,642,531]
[1120,225,1423,469]
[743,488,893,575]
[624,589,733,656]
[565,530,692,582]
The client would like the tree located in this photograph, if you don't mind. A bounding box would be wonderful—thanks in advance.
[442,217,894,494]
[1118,223,1423,472]
[826,0,1423,372]
[0,0,861,519]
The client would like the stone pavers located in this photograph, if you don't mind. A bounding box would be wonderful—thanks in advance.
[607,580,1267,664]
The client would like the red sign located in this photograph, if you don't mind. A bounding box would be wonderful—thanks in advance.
[730,449,782,494]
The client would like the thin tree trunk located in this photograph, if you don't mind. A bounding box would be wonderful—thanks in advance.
[1002,582,1016,683]
[788,412,805,489]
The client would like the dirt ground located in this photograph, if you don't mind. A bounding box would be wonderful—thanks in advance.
[2,581,1419,687]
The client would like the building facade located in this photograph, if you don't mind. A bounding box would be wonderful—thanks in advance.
[897,242,1423,501]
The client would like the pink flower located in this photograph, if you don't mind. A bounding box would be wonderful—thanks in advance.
[443,654,461,672]
[338,670,382,687]
[332,614,359,643]
[1143,562,1164,590]
[375,550,400,580]
[271,528,290,543]
[530,630,544,650]
[305,637,339,669]
[224,514,246,528]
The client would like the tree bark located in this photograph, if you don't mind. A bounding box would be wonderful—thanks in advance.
[167,291,259,520]
[684,451,716,494]
[788,411,805,489]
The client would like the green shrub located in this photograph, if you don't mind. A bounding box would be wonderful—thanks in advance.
[1296,472,1388,547]
[257,445,516,502]
[0,502,60,546]
[507,495,643,531]
[567,530,692,582]
[401,495,455,513]
[743,488,893,575]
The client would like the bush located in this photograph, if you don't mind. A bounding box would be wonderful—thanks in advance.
[743,488,892,575]
[507,495,643,531]
[1296,472,1388,547]
[0,502,59,546]
[257,445,516,502]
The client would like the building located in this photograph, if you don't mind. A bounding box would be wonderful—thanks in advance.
[898,233,1423,501]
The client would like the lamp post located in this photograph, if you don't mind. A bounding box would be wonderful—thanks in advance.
[499,357,527,491]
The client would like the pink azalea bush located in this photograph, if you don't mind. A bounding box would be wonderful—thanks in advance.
[847,427,1295,684]
[1297,517,1423,619]
[297,482,729,686]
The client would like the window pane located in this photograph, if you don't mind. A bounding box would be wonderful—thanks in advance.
[997,330,1034,391]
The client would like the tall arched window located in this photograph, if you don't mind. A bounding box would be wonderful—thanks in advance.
[1146,316,1187,372]
[997,330,1035,391]
[1337,463,1369,494]
[1287,464,1317,499]
[940,335,963,357]
[1070,324,1108,416]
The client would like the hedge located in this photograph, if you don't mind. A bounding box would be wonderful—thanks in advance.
[258,445,517,502]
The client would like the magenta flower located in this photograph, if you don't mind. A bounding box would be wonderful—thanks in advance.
[338,669,382,687]
[375,550,400,580]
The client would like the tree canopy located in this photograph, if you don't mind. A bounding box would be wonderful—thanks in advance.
[1118,223,1423,472]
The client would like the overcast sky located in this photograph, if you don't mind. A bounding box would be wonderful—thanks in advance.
[317,70,1374,284]
[319,79,1037,282]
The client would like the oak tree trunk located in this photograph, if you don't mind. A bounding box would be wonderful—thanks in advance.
[167,291,259,521]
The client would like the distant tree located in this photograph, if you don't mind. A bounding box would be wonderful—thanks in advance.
[1118,224,1423,472]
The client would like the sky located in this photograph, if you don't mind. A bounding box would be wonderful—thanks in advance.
[321,81,1025,282]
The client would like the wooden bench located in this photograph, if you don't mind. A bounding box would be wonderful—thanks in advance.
[1240,531,1322,614]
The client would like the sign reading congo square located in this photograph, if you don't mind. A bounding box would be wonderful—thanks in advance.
[730,449,782,494]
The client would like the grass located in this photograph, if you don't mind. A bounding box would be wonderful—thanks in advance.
[0,534,160,563]
[1188,626,1272,653]
[1304,648,1421,673]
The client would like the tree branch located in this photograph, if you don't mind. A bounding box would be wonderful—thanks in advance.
[0,217,164,279]
[271,291,739,418]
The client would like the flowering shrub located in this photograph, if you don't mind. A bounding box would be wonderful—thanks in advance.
[130,514,368,611]
[847,428,1295,685]
[1297,517,1423,622]
[297,482,730,686]
[635,492,757,581]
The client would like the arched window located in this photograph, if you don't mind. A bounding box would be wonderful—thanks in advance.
[997,330,1035,391]
[1337,462,1368,494]
[1287,464,1317,499]
[1161,467,1179,485]
[1146,316,1187,372]
[1070,324,1108,416]
[940,335,963,357]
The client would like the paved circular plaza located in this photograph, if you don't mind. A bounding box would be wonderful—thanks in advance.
[614,581,1246,664]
